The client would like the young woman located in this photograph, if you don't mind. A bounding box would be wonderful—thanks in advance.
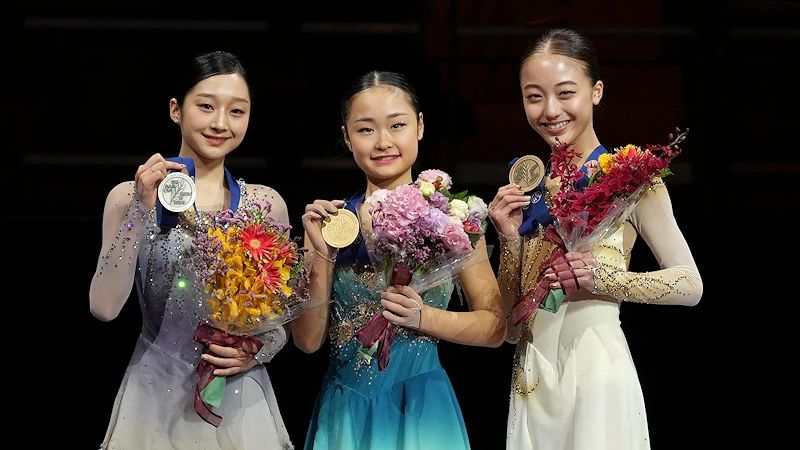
[489,28,703,450]
[90,51,294,450]
[291,70,506,450]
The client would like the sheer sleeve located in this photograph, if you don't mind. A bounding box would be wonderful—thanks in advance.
[253,325,289,364]
[591,180,703,306]
[497,232,524,343]
[246,183,290,227]
[245,183,293,362]
[89,181,158,321]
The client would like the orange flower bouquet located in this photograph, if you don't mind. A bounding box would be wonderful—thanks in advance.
[187,201,312,426]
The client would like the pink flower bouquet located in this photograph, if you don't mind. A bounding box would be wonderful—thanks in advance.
[354,169,489,370]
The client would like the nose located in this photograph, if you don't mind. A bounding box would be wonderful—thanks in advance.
[375,129,392,150]
[544,96,562,121]
[211,110,229,132]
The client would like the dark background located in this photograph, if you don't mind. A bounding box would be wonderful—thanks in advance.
[7,0,798,448]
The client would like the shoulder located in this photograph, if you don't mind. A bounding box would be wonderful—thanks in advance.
[105,181,136,204]
[246,183,287,207]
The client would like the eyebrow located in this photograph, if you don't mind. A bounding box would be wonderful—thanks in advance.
[523,80,579,90]
[196,92,250,104]
[353,112,410,123]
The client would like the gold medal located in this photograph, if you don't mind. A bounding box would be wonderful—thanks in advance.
[509,155,545,193]
[321,208,360,248]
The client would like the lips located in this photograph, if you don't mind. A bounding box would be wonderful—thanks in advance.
[204,135,229,146]
[372,155,400,164]
[541,120,569,135]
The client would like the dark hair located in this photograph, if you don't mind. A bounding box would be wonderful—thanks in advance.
[174,51,250,107]
[340,71,421,126]
[521,28,600,85]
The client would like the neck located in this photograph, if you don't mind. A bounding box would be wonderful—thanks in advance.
[552,130,601,167]
[364,172,413,197]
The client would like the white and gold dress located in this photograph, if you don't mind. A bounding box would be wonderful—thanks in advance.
[499,177,703,450]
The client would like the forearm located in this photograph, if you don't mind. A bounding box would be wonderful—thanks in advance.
[89,195,156,321]
[253,325,289,364]
[290,252,334,353]
[591,264,703,306]
[497,232,524,343]
[418,306,505,348]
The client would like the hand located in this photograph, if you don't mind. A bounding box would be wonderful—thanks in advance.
[134,153,187,211]
[301,199,346,260]
[487,183,529,237]
[543,251,598,296]
[381,285,424,330]
[202,343,258,376]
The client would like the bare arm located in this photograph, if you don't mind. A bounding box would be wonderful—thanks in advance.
[417,238,507,347]
[289,199,344,353]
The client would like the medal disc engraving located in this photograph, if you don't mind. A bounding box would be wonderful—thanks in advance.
[509,155,545,193]
[321,208,360,248]
[157,171,196,212]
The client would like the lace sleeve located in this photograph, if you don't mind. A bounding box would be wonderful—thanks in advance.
[497,232,524,343]
[89,181,158,321]
[591,180,703,305]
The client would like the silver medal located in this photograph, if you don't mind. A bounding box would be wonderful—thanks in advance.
[157,171,196,212]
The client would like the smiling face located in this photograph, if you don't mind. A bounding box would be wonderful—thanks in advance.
[169,73,251,162]
[520,52,603,154]
[342,86,424,191]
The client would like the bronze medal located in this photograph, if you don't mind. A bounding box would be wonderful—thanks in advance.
[509,155,545,193]
[321,208,360,248]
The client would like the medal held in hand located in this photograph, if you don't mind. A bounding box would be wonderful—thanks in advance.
[321,208,360,248]
[509,155,545,192]
[157,171,197,212]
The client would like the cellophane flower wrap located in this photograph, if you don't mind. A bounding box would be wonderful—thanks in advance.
[511,128,688,323]
[186,200,312,427]
[354,169,490,370]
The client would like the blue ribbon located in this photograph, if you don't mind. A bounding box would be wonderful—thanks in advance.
[335,189,370,266]
[156,157,241,228]
[511,145,609,237]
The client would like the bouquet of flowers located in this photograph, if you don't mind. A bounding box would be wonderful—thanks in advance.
[355,169,490,370]
[187,201,312,426]
[511,128,688,324]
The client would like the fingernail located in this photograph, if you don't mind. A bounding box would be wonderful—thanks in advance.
[181,164,187,168]
[550,283,559,288]
[523,196,531,201]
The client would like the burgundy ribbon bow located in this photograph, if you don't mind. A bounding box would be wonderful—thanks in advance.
[353,264,413,371]
[510,224,580,326]
[192,322,263,427]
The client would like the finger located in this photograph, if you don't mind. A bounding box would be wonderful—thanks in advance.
[332,199,346,208]
[313,199,343,214]
[380,298,409,316]
[382,309,409,326]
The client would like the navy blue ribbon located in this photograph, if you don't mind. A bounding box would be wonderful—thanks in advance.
[156,157,241,228]
[335,189,370,266]
[510,145,609,237]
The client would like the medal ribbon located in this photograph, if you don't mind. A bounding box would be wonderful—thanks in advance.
[156,157,241,228]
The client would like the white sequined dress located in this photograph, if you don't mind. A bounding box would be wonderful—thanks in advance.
[94,180,294,450]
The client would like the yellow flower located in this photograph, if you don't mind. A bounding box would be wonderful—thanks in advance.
[598,153,615,174]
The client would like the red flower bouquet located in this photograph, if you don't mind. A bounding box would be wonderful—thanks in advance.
[511,128,688,324]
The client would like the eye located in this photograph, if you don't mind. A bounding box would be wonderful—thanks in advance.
[231,108,246,115]
[357,127,374,134]
[559,90,576,96]
[199,103,214,110]
[391,122,407,129]
[525,93,541,100]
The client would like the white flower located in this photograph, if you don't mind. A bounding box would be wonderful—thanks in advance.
[449,198,469,221]
[366,189,389,208]
[467,195,488,219]
[418,181,435,198]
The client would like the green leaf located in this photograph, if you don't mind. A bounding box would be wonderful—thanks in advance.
[657,168,674,178]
